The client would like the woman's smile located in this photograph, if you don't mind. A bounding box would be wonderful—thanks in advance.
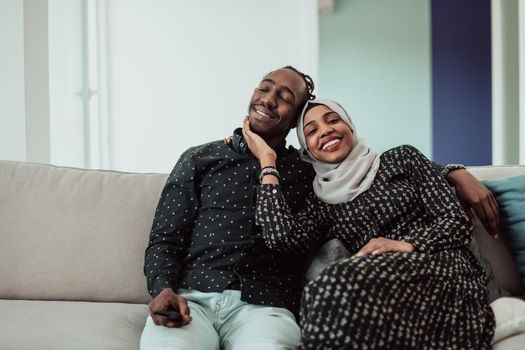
[320,137,342,152]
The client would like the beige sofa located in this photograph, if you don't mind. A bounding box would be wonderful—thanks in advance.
[0,160,524,349]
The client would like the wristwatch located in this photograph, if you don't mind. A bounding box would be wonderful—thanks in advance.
[442,164,466,178]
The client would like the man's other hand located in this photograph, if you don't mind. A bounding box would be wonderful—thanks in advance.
[447,169,501,239]
[148,288,192,328]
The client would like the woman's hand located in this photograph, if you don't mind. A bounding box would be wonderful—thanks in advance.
[242,117,277,167]
[352,237,415,258]
[447,169,501,239]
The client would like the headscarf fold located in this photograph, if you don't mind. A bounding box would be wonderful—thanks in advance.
[297,99,381,204]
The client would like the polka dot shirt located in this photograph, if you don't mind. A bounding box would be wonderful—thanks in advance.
[144,128,316,314]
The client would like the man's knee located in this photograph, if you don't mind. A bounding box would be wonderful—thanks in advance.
[224,307,301,350]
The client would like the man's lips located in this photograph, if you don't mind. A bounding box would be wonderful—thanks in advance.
[252,106,278,120]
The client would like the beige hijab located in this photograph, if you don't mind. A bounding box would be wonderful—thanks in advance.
[297,99,381,204]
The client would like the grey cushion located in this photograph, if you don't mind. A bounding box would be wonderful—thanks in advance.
[306,238,351,282]
[470,237,510,301]
[0,299,148,350]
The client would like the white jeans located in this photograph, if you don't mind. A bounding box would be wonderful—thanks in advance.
[140,289,301,350]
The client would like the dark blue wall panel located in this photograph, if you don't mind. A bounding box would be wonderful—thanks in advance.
[432,0,492,165]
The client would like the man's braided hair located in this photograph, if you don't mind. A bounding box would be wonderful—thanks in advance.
[282,65,316,102]
[265,66,316,104]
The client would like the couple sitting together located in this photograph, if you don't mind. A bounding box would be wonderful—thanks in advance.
[141,66,498,349]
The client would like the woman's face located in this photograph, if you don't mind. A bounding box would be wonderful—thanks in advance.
[302,104,354,164]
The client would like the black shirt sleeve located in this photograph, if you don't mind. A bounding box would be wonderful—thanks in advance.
[144,148,199,297]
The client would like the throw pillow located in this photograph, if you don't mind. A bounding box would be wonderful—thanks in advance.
[484,174,525,291]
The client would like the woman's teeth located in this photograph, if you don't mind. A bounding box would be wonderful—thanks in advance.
[322,139,340,151]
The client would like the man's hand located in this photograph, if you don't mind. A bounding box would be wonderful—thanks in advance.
[148,288,192,328]
[352,237,415,258]
[447,169,501,239]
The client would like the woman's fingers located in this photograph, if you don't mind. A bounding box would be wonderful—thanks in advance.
[352,237,414,258]
[371,246,388,255]
[242,117,250,138]
[482,196,501,239]
[352,239,379,258]
[488,193,501,235]
[243,116,252,134]
[490,194,500,224]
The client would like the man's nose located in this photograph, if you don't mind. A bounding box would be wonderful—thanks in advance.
[260,91,277,108]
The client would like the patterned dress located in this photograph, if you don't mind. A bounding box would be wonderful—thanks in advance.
[255,145,495,349]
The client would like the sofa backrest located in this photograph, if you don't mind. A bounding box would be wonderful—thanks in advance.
[1,160,524,304]
[0,160,167,304]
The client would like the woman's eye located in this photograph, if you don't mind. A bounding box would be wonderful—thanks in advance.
[328,118,339,124]
[307,129,317,136]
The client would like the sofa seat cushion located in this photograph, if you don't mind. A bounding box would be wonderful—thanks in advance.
[0,300,148,350]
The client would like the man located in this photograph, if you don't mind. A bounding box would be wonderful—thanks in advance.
[140,66,500,350]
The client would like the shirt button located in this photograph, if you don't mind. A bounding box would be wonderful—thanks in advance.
[240,142,244,147]
[272,189,277,194]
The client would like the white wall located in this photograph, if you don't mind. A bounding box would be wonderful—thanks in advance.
[0,0,26,161]
[24,0,51,164]
[520,0,525,163]
[318,0,432,157]
[48,0,85,168]
[492,0,520,165]
[106,0,318,173]
[2,0,317,172]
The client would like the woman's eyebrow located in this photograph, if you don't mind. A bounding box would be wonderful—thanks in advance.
[324,111,338,118]
[303,120,317,129]
[304,111,339,130]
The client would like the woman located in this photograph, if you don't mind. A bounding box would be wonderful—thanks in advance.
[244,100,495,349]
